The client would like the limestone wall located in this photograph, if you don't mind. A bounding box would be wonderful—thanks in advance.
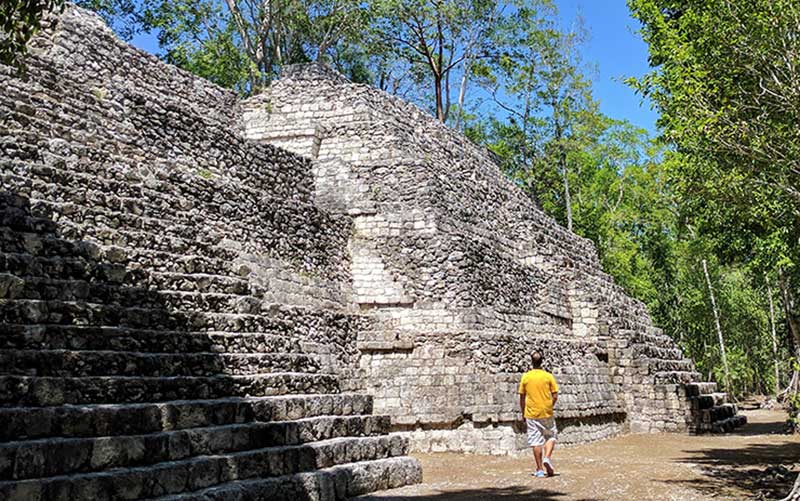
[2,7,355,317]
[242,63,709,452]
[0,8,426,498]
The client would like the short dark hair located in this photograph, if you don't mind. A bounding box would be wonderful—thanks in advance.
[531,351,543,368]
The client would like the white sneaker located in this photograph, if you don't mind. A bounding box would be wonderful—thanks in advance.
[543,457,554,477]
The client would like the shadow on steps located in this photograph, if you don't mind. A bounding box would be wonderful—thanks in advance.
[0,191,415,499]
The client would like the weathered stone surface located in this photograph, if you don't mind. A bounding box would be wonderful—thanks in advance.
[0,5,418,499]
[0,3,743,497]
[243,61,745,452]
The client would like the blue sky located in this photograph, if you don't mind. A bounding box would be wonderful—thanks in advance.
[556,0,657,134]
[129,0,657,134]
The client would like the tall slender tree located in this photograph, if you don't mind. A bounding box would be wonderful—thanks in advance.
[369,0,504,122]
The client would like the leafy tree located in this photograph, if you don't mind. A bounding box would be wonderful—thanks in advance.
[368,0,505,122]
[75,0,139,39]
[0,0,64,67]
[138,1,254,92]
[628,0,800,372]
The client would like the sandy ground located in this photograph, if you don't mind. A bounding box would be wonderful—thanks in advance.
[356,409,800,501]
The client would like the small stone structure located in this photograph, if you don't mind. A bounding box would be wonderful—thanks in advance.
[0,4,743,499]
[242,63,746,453]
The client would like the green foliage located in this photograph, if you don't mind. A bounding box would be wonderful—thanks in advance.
[367,0,508,121]
[74,0,139,39]
[0,0,65,68]
[628,0,800,394]
[140,0,255,93]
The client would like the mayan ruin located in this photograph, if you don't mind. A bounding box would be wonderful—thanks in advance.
[1,3,797,500]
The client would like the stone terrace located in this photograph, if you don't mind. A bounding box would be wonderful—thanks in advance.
[242,63,745,454]
[0,6,419,500]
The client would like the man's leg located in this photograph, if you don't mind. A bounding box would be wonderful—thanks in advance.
[542,438,556,476]
[532,445,544,472]
[526,419,546,474]
[543,437,556,460]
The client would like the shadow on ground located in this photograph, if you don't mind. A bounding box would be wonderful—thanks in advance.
[356,486,600,501]
[666,417,800,499]
[728,416,792,437]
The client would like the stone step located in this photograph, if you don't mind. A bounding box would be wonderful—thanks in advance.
[0,166,312,246]
[0,435,409,500]
[691,414,748,433]
[1,298,187,330]
[0,350,322,377]
[53,220,246,264]
[711,414,747,433]
[0,393,374,441]
[0,373,340,406]
[685,381,718,397]
[0,253,128,285]
[691,391,728,410]
[640,357,695,373]
[653,370,702,384]
[153,456,422,501]
[0,234,239,278]
[697,403,738,424]
[0,228,98,260]
[0,209,58,235]
[0,193,29,211]
[143,272,255,295]
[631,344,683,360]
[0,414,391,481]
[2,288,270,317]
[2,165,314,241]
[6,275,164,306]
[28,195,345,279]
[629,332,676,349]
[11,161,313,227]
[0,324,313,354]
[0,299,357,337]
[8,275,264,307]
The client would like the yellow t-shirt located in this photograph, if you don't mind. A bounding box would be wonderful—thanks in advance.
[518,369,559,419]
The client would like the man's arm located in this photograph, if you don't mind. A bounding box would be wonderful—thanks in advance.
[551,375,559,408]
[519,393,526,415]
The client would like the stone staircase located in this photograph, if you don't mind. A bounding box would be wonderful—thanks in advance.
[686,382,747,433]
[625,326,746,434]
[0,193,420,499]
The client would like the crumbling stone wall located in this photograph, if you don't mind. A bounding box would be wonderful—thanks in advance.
[243,63,744,453]
[0,6,420,499]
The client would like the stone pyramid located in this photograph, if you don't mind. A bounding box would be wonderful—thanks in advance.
[242,62,745,454]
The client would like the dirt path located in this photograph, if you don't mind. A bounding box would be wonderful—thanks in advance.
[357,409,800,500]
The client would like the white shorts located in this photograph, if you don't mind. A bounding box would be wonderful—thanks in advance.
[526,417,558,446]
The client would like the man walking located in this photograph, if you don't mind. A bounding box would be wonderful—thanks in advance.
[518,351,559,478]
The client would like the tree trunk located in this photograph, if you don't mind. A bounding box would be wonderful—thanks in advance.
[435,7,445,122]
[454,52,472,131]
[562,150,572,231]
[553,117,572,231]
[778,270,800,359]
[767,273,781,396]
[778,269,800,407]
[703,259,732,394]
[781,473,800,501]
[434,73,445,121]
[443,64,451,124]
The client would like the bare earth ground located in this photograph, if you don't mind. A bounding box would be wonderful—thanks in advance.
[356,409,800,501]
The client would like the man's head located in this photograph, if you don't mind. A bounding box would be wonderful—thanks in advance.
[531,351,543,369]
